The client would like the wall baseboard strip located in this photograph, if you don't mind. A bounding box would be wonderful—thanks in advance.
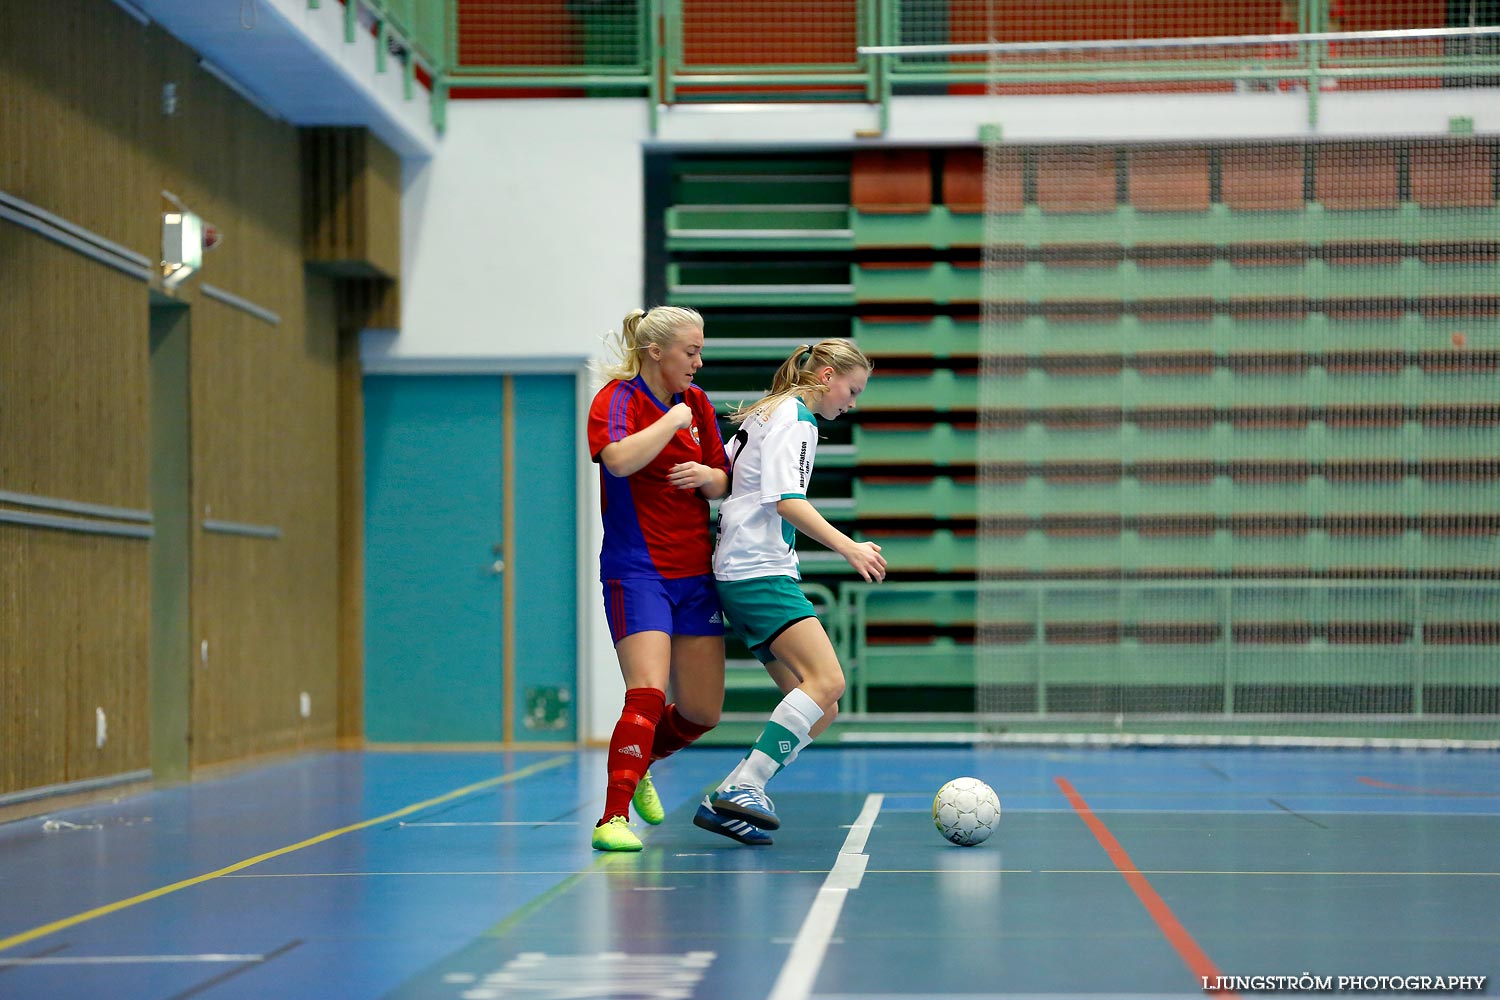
[0,770,153,809]
[200,284,281,326]
[0,507,153,539]
[0,489,152,524]
[0,190,154,280]
[202,519,282,540]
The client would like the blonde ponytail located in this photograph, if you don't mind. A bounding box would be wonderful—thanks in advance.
[730,338,872,425]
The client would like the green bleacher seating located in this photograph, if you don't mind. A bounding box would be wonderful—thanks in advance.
[664,143,1500,721]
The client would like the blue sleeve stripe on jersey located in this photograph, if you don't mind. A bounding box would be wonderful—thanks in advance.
[609,381,631,442]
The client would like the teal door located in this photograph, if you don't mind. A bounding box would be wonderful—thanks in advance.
[364,374,576,742]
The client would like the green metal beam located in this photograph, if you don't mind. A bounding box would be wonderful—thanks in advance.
[445,75,651,89]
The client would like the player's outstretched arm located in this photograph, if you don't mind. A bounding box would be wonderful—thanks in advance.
[776,497,886,582]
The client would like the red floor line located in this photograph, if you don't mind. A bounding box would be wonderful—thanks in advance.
[1357,775,1500,797]
[1054,776,1240,999]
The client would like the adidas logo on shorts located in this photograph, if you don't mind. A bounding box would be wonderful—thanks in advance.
[709,611,722,624]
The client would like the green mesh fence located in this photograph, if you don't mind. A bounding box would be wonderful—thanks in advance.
[439,1,1500,113]
[451,0,646,74]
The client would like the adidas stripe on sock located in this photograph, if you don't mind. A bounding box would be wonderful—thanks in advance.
[601,687,664,823]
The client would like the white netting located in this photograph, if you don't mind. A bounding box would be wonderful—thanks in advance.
[972,38,1500,743]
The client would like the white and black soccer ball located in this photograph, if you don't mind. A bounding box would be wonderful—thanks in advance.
[932,776,1001,846]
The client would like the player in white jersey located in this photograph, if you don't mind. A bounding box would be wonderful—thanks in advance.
[697,340,886,842]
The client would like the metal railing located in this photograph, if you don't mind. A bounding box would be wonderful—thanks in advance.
[830,578,1500,726]
[326,4,1500,134]
[324,0,446,102]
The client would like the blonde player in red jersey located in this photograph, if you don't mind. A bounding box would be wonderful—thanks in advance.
[586,306,766,851]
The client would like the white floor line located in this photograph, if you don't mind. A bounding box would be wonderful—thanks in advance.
[767,793,884,1000]
[0,954,263,965]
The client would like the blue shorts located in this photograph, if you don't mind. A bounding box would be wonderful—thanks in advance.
[602,574,725,644]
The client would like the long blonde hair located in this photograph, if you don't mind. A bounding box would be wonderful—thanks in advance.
[730,338,872,425]
[591,306,704,385]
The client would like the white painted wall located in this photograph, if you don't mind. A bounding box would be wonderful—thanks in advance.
[373,89,1496,743]
[377,99,652,743]
[384,99,650,365]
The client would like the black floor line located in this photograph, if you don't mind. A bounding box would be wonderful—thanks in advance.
[1268,797,1331,829]
[161,939,303,1000]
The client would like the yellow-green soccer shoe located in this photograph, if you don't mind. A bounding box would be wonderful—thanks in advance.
[632,770,665,826]
[592,815,642,852]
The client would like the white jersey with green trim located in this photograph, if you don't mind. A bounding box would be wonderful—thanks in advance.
[713,396,819,582]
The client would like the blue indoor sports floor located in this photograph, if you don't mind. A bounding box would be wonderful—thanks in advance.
[0,746,1495,999]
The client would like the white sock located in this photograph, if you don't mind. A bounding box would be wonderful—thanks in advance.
[720,688,823,791]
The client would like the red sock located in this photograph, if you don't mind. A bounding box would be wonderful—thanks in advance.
[600,687,665,825]
[650,703,714,763]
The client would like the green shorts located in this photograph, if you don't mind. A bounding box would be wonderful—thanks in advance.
[715,575,817,664]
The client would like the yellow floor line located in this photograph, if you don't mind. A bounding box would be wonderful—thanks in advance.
[219,867,1500,879]
[0,754,571,954]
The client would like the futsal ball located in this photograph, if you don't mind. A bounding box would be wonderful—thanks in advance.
[933,776,1001,847]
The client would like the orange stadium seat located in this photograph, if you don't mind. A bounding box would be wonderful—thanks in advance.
[942,148,1023,214]
[852,150,933,214]
[1410,142,1495,208]
[1221,146,1304,210]
[1037,148,1117,213]
[1316,144,1400,209]
[1128,148,1211,212]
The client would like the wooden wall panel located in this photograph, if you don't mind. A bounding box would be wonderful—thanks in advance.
[336,323,366,746]
[269,256,340,757]
[0,527,149,793]
[61,533,152,781]
[0,104,151,797]
[363,133,402,279]
[0,0,157,253]
[186,101,340,767]
[303,128,402,279]
[0,210,150,509]
[0,527,67,793]
[189,287,339,766]
[4,0,346,791]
